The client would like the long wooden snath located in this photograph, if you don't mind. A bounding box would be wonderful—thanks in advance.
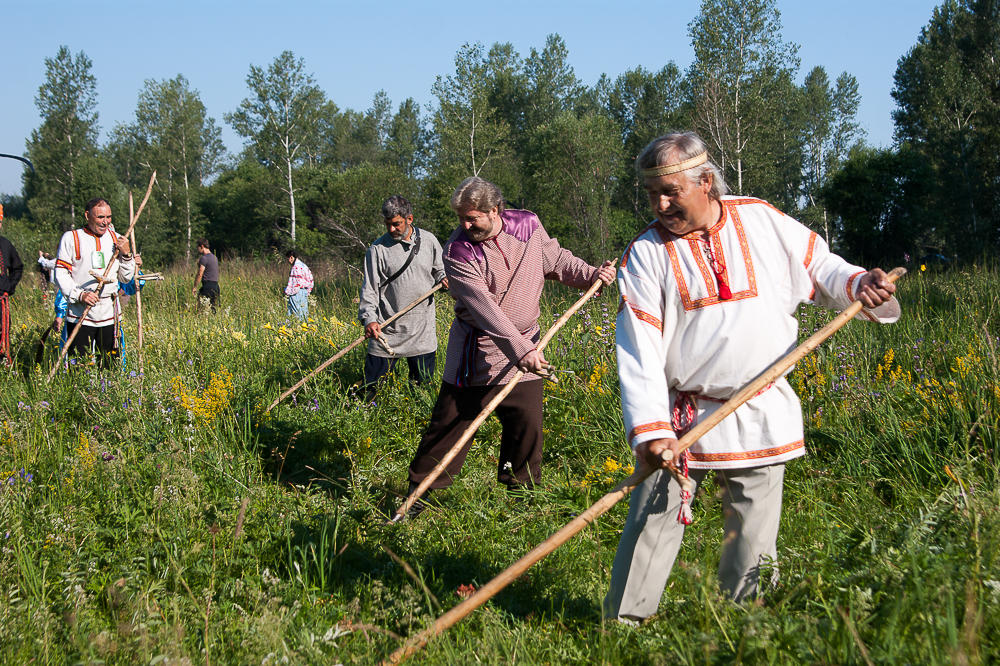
[390,264,615,523]
[47,172,156,381]
[266,282,444,413]
[129,201,145,373]
[381,267,906,665]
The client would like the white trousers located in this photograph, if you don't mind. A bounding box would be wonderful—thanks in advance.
[604,463,785,620]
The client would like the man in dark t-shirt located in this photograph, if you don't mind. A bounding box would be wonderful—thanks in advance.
[193,238,220,312]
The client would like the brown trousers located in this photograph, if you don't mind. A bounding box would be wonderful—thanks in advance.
[408,380,544,490]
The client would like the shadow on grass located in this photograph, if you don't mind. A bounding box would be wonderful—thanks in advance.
[255,414,355,500]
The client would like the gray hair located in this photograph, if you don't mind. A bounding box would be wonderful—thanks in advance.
[381,195,413,220]
[449,177,505,214]
[636,131,728,199]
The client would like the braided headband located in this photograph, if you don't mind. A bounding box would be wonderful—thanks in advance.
[639,152,708,178]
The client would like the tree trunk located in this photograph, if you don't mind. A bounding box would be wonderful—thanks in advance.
[287,157,296,244]
[182,131,192,263]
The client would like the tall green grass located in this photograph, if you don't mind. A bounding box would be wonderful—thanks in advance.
[0,261,997,664]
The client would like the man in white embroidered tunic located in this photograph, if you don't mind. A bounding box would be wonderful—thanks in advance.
[54,198,136,366]
[604,132,900,620]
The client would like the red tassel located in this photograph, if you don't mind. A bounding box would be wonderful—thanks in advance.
[717,276,732,300]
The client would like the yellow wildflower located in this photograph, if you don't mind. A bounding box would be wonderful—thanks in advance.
[170,368,234,423]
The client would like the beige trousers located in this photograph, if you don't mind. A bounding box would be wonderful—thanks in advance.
[604,463,785,620]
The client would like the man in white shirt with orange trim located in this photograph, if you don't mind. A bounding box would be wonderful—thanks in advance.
[604,131,900,621]
[54,197,135,365]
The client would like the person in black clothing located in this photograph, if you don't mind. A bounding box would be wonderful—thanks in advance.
[192,238,220,312]
[0,203,25,365]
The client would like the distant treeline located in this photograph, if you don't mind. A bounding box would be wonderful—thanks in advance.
[5,0,998,270]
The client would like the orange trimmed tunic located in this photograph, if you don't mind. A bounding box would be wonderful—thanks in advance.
[55,227,135,327]
[616,196,900,470]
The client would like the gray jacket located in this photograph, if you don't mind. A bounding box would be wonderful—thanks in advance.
[358,227,446,357]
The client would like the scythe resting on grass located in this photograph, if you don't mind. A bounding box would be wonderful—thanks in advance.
[47,172,156,382]
[266,282,445,413]
[390,262,616,524]
[381,267,906,665]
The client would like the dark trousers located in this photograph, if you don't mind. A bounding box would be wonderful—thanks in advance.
[362,351,435,401]
[408,380,544,490]
[199,280,220,312]
[67,323,117,367]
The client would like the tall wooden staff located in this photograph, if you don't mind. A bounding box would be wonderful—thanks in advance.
[47,172,156,381]
[266,282,444,413]
[382,267,906,665]
[129,199,145,373]
[391,265,615,523]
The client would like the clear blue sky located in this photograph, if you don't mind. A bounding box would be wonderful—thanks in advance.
[0,0,940,197]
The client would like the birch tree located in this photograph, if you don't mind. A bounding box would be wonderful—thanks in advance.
[124,75,225,261]
[430,43,514,181]
[687,0,798,195]
[227,51,327,244]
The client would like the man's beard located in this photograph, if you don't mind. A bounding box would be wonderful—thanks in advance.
[465,227,493,242]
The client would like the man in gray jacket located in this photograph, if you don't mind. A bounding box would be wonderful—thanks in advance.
[358,196,448,401]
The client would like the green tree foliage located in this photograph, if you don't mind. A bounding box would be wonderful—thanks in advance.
[429,42,517,216]
[298,163,419,267]
[687,0,799,197]
[892,0,1000,257]
[19,30,886,268]
[110,75,226,263]
[385,98,429,179]
[524,111,624,262]
[227,51,329,245]
[198,160,280,257]
[598,64,688,217]
[798,68,864,241]
[24,46,107,232]
[822,146,934,264]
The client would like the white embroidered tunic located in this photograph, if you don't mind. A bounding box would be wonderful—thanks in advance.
[616,196,900,469]
[55,227,135,327]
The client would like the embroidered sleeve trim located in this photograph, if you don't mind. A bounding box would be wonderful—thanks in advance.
[630,305,662,331]
[845,270,866,301]
[628,421,675,443]
[619,294,662,331]
[56,259,73,271]
[804,232,818,268]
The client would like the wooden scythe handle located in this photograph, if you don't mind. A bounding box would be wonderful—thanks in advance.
[266,282,444,413]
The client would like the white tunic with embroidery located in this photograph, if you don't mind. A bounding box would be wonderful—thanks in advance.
[616,196,900,470]
[55,227,135,327]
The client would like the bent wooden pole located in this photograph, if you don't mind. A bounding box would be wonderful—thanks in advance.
[390,264,615,523]
[381,267,906,665]
[130,207,145,373]
[48,172,156,381]
[266,282,444,412]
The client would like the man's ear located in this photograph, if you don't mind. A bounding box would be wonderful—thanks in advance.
[701,171,714,194]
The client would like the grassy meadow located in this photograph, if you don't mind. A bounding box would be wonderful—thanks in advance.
[0,256,998,664]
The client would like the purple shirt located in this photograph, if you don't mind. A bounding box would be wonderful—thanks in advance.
[442,209,598,386]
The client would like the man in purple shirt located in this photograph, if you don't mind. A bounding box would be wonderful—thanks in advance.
[403,177,615,516]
